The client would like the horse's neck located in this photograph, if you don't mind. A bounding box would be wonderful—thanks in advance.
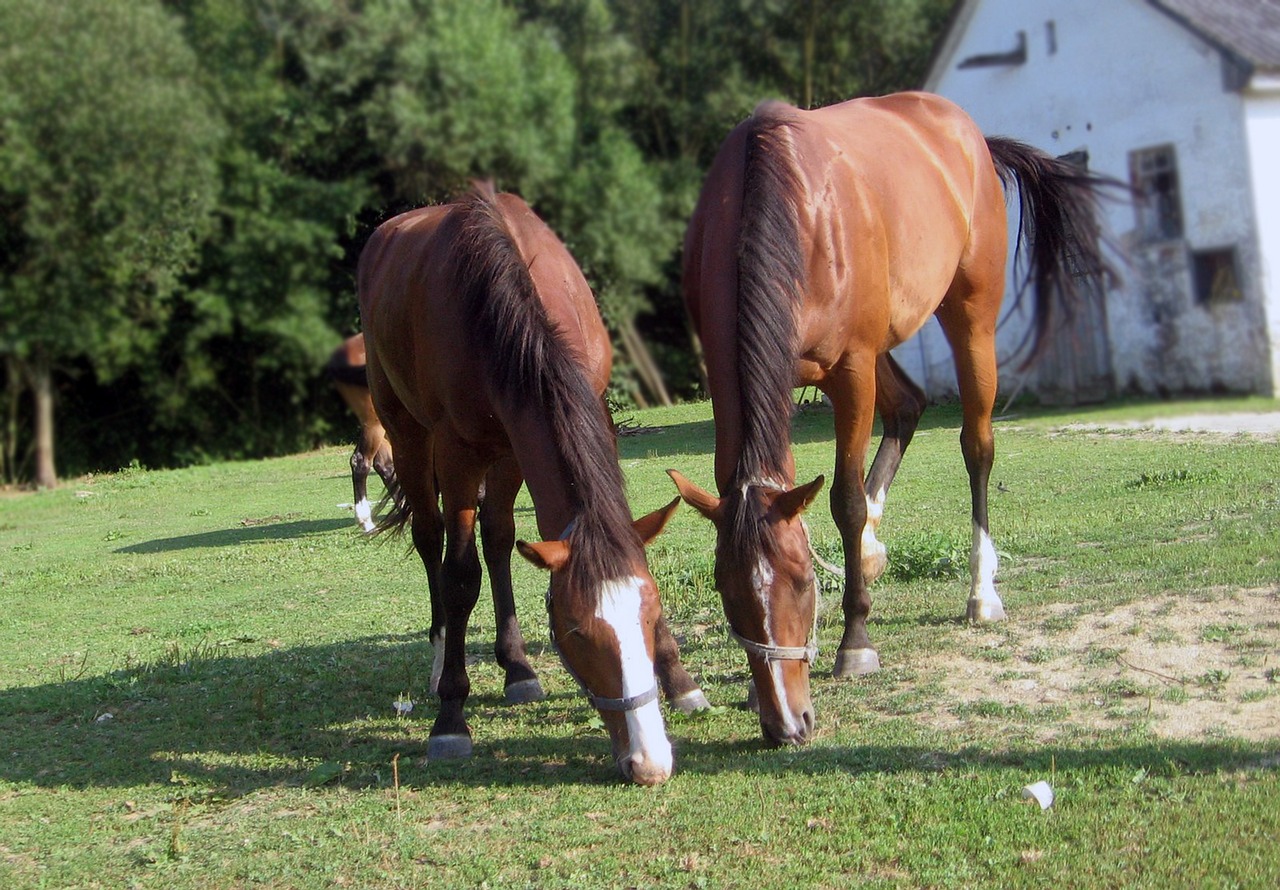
[502,407,579,541]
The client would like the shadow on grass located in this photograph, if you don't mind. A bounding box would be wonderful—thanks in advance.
[617,401,972,465]
[116,518,354,553]
[1,627,1275,796]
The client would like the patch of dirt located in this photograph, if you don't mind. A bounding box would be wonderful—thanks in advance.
[911,587,1280,742]
[1058,411,1280,441]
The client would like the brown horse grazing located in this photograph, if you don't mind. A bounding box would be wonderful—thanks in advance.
[670,91,1115,746]
[325,333,401,533]
[359,183,706,784]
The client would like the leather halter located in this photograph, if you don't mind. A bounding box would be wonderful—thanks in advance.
[724,480,821,665]
[546,517,662,714]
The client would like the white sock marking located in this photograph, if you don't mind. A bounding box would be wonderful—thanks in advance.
[355,498,374,532]
[862,490,887,560]
[430,628,445,694]
[596,578,672,776]
[970,523,1001,608]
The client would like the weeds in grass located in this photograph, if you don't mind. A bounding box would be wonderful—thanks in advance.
[1125,468,1221,490]
[886,532,968,582]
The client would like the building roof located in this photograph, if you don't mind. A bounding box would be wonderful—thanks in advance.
[1148,0,1280,72]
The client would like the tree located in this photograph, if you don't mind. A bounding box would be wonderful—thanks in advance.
[0,0,222,486]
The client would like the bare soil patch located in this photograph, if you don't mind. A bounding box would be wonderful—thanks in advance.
[1058,411,1280,441]
[914,587,1280,742]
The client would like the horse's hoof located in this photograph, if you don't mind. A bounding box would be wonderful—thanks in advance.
[670,689,710,714]
[967,597,1006,623]
[862,551,888,585]
[427,733,473,760]
[745,681,759,714]
[504,678,546,705]
[833,648,880,678]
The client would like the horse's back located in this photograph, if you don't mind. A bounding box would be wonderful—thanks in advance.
[796,92,1007,357]
[358,193,606,446]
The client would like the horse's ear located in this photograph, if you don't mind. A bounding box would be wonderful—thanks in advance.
[517,538,571,572]
[633,497,681,545]
[667,469,723,524]
[770,475,825,520]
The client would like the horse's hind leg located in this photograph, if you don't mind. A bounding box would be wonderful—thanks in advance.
[477,454,545,705]
[349,446,375,532]
[861,353,928,584]
[935,302,1006,623]
[824,352,882,677]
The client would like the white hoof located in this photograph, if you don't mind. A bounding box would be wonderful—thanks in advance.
[967,597,1006,623]
[671,689,711,714]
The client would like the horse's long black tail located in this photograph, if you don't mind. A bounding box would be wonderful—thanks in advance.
[985,136,1124,368]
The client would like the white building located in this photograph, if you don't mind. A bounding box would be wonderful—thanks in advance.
[897,0,1280,402]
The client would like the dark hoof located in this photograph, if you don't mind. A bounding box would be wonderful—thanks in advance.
[833,647,881,678]
[967,597,1007,623]
[503,678,546,705]
[427,733,473,761]
[670,689,711,714]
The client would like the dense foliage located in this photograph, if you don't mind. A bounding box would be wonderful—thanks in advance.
[0,0,951,483]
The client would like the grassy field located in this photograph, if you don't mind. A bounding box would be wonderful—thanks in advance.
[1,396,1277,888]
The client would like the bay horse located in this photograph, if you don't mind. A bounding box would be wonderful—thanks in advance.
[670,91,1115,746]
[325,333,401,533]
[359,183,705,784]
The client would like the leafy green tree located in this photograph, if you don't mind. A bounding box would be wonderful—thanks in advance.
[0,0,222,486]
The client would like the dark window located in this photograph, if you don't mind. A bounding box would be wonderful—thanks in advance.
[1192,247,1242,305]
[1130,145,1183,241]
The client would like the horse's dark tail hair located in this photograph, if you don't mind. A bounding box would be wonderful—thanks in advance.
[985,136,1124,369]
[735,101,805,487]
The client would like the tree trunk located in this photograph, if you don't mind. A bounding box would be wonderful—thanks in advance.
[618,319,672,407]
[2,355,18,484]
[30,355,57,489]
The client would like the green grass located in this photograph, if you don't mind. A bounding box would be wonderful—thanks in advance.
[1,397,1278,888]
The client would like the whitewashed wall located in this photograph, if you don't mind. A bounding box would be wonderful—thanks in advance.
[1244,81,1280,397]
[910,0,1274,399]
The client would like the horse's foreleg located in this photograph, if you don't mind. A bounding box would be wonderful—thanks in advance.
[478,456,544,705]
[824,357,881,678]
[862,353,928,584]
[653,615,710,713]
[429,492,484,760]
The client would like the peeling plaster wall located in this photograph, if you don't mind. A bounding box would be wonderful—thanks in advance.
[911,0,1274,399]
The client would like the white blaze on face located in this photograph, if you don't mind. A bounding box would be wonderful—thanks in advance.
[751,555,801,739]
[596,578,672,775]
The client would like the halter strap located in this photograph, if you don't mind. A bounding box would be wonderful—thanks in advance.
[727,625,818,664]
[588,683,660,713]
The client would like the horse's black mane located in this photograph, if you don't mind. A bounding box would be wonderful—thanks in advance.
[727,102,806,562]
[447,183,641,600]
